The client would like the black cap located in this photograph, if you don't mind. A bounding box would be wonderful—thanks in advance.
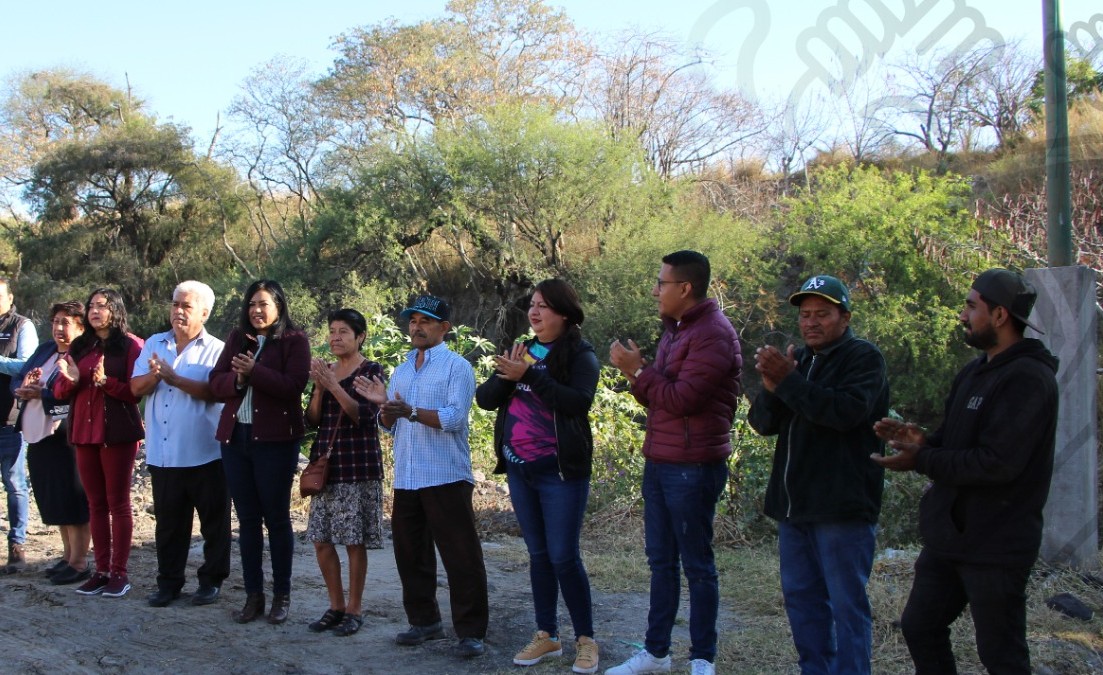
[971,268,1043,334]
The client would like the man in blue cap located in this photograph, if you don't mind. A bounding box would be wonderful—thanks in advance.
[357,294,489,659]
[748,274,889,675]
[873,268,1058,674]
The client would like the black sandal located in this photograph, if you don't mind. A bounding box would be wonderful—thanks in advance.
[333,613,363,637]
[308,608,345,632]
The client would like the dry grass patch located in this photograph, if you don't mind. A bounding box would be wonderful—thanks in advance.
[583,508,1103,674]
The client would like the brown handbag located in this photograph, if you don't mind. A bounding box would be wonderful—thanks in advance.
[300,409,343,498]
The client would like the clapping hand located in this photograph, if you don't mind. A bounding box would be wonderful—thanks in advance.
[493,344,529,382]
[91,355,106,387]
[310,358,338,392]
[57,354,79,383]
[754,345,797,392]
[14,368,44,400]
[870,418,926,472]
[149,353,176,384]
[352,373,387,405]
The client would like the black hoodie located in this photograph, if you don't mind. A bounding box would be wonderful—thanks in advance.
[916,338,1059,567]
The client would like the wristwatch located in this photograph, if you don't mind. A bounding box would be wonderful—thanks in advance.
[632,366,644,379]
[408,408,419,424]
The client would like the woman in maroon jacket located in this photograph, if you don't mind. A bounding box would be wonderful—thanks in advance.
[209,280,310,625]
[53,288,144,599]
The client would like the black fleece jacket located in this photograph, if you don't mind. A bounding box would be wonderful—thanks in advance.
[475,338,600,480]
[916,338,1059,567]
[748,328,889,524]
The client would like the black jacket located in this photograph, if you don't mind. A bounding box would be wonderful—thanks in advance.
[916,338,1058,567]
[748,328,889,524]
[475,338,600,480]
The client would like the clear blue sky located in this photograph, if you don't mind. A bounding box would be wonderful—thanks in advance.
[2,0,1099,144]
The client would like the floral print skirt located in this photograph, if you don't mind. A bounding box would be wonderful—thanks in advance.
[306,480,384,548]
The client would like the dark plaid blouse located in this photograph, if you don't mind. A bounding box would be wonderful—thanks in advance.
[309,359,385,483]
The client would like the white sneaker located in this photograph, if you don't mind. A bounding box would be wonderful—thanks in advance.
[689,659,715,675]
[604,649,672,674]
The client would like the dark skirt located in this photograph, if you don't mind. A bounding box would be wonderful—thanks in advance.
[26,431,89,525]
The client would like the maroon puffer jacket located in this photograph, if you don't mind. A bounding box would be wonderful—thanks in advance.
[632,298,743,463]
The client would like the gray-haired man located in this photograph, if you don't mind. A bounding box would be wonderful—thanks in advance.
[131,281,230,607]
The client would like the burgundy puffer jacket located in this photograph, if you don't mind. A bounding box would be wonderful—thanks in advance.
[632,298,742,463]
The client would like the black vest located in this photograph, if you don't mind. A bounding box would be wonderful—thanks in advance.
[0,308,29,424]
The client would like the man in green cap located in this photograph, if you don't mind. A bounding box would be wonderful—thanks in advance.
[748,274,889,675]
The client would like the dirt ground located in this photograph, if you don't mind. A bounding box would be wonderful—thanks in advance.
[0,462,741,675]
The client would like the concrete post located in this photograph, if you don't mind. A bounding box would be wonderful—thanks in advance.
[1026,266,1098,569]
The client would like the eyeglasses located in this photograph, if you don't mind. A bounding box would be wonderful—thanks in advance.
[655,278,687,288]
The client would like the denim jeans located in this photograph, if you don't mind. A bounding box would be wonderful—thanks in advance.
[901,548,1032,675]
[0,425,28,545]
[221,424,300,595]
[507,460,593,638]
[778,520,877,675]
[642,460,728,662]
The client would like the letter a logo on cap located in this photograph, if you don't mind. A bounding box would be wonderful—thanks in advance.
[805,277,826,290]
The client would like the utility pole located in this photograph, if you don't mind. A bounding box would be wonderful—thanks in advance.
[1042,0,1073,267]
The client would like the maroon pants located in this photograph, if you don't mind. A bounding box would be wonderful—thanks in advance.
[75,443,138,577]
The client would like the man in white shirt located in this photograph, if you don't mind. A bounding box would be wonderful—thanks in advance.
[131,280,229,607]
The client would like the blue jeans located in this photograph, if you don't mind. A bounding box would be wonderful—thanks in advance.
[642,460,728,662]
[0,426,28,546]
[778,520,877,675]
[221,424,300,595]
[507,460,593,638]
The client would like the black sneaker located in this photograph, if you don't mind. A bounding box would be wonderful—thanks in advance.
[395,622,445,645]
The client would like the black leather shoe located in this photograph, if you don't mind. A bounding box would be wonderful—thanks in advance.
[395,621,445,645]
[191,584,220,606]
[455,637,486,657]
[147,588,181,607]
[232,593,265,624]
[267,593,290,625]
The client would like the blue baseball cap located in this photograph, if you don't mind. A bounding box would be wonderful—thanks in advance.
[399,295,451,322]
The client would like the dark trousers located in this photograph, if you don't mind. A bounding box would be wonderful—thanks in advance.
[392,481,489,639]
[149,460,232,591]
[221,424,299,595]
[901,548,1032,675]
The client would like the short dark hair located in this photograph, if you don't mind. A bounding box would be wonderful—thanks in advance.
[50,300,85,323]
[328,308,368,350]
[662,250,710,300]
[238,279,297,339]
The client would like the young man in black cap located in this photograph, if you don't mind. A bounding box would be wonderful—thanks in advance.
[873,268,1059,674]
[748,274,889,675]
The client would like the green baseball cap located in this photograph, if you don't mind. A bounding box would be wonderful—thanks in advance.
[789,275,851,312]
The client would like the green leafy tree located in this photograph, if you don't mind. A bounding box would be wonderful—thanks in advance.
[8,72,250,334]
